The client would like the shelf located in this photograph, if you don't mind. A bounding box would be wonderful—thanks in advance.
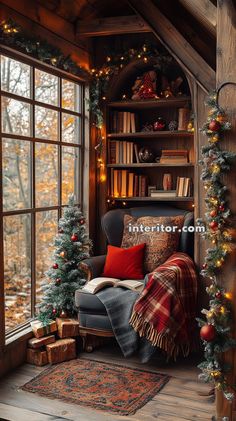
[108,196,194,202]
[107,131,193,139]
[107,97,191,110]
[107,163,194,168]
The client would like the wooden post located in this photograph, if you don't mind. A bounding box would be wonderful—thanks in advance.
[216,0,236,419]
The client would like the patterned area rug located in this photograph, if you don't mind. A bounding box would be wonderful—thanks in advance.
[22,358,170,415]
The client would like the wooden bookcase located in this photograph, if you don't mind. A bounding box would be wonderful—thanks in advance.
[106,96,194,209]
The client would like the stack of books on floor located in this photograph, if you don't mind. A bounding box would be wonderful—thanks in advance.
[110,169,147,197]
[109,141,139,164]
[176,177,192,197]
[160,149,189,164]
[27,318,80,366]
[111,111,137,133]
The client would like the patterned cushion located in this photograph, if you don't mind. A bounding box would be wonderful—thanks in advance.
[121,214,184,273]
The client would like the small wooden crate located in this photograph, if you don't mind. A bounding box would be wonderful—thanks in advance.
[28,335,56,349]
[56,318,79,339]
[46,338,76,364]
[31,320,57,338]
[27,349,48,366]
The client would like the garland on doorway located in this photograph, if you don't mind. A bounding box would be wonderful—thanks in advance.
[197,88,236,401]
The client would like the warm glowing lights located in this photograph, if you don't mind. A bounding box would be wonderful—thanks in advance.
[211,164,220,174]
[100,174,106,183]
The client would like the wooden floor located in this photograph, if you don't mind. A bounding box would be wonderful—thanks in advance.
[0,342,215,421]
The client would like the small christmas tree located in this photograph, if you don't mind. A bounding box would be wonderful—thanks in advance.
[37,195,91,323]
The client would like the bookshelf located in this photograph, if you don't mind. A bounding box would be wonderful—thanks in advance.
[106,95,194,208]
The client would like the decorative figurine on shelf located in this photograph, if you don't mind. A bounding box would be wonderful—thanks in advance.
[141,122,153,132]
[138,147,154,163]
[153,117,166,131]
[131,70,157,100]
[168,120,178,131]
[163,174,172,190]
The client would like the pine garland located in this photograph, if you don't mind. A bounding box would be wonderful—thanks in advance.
[197,92,236,401]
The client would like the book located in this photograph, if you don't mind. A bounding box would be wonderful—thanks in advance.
[131,113,136,133]
[128,172,134,197]
[82,277,144,294]
[134,144,139,163]
[150,190,176,198]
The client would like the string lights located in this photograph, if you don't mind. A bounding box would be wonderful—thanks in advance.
[197,86,236,401]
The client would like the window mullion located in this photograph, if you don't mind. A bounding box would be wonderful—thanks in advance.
[31,66,36,318]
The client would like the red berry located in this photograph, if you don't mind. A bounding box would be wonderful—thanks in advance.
[52,308,57,315]
[215,291,222,299]
[219,205,225,212]
[209,221,218,230]
[200,324,216,342]
[209,120,221,132]
[52,263,58,269]
[210,210,217,218]
[71,234,78,242]
[55,278,61,285]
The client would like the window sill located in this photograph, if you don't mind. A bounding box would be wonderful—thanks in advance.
[5,322,33,348]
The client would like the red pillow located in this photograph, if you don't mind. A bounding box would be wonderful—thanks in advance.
[102,243,145,280]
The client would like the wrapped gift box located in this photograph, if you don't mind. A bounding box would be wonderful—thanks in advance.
[46,338,76,364]
[30,320,57,338]
[27,349,48,366]
[56,317,79,338]
[28,335,56,349]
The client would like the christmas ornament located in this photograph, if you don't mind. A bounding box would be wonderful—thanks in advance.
[60,310,67,318]
[168,120,178,131]
[208,119,221,132]
[219,205,225,212]
[215,291,222,299]
[52,263,58,269]
[210,210,217,218]
[60,251,66,258]
[153,117,166,131]
[71,234,78,242]
[138,147,154,163]
[52,308,57,315]
[55,278,61,286]
[79,219,85,225]
[132,70,157,100]
[200,324,216,342]
[209,221,218,230]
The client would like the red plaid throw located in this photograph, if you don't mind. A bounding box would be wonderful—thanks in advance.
[129,252,198,359]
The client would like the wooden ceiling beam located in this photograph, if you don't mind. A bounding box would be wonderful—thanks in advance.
[178,0,216,36]
[76,15,150,37]
[128,0,215,92]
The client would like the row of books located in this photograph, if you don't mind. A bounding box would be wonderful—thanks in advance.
[110,170,147,197]
[111,111,137,133]
[109,141,139,164]
[176,177,192,197]
[160,149,189,164]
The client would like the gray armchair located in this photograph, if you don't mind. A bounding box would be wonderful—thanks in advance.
[75,205,194,348]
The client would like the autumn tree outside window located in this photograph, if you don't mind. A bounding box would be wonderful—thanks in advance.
[0,51,85,335]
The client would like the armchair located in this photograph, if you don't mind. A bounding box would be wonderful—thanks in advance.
[75,205,194,350]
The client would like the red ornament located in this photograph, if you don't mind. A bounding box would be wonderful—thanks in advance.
[210,210,217,218]
[209,120,221,132]
[200,324,216,342]
[202,263,207,269]
[52,263,58,269]
[209,221,218,230]
[71,233,78,242]
[52,308,57,315]
[60,310,67,318]
[215,291,222,299]
[79,219,85,225]
[55,278,61,285]
[219,205,225,212]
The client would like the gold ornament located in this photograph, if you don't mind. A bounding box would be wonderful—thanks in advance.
[60,251,66,258]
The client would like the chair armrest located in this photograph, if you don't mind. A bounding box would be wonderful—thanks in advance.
[79,255,106,281]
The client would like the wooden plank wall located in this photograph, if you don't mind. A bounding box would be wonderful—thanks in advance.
[216,0,236,419]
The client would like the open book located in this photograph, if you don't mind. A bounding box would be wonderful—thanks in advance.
[82,277,144,294]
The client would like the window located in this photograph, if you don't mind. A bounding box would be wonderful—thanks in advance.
[0,53,84,334]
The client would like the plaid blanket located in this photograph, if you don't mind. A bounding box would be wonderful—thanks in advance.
[129,252,198,359]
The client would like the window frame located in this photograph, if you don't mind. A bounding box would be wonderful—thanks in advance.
[0,45,87,346]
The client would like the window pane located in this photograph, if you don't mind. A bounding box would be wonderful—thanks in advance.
[4,214,31,331]
[36,210,58,305]
[35,105,58,141]
[62,146,80,204]
[62,113,81,144]
[35,69,58,106]
[1,96,31,136]
[62,79,81,112]
[35,143,58,207]
[2,138,31,210]
[1,55,31,98]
